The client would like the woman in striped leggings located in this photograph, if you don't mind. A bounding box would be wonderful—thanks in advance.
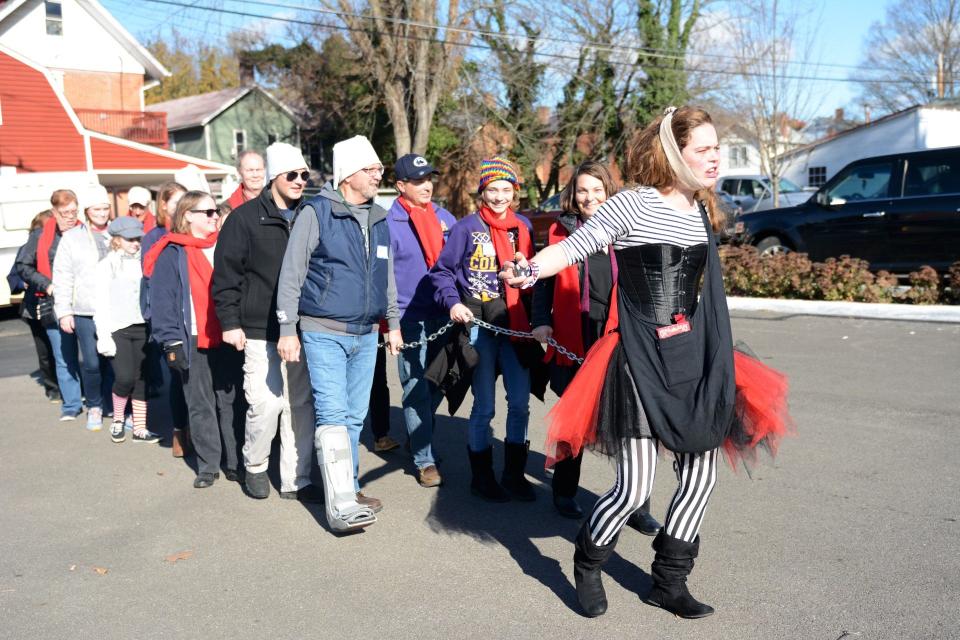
[502,106,730,619]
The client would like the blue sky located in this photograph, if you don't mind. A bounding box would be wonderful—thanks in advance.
[103,0,891,119]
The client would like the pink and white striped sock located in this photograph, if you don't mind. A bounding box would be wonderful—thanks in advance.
[112,393,128,422]
[132,399,148,433]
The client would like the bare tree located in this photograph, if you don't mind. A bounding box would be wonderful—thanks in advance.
[724,0,823,206]
[326,0,474,155]
[856,0,960,114]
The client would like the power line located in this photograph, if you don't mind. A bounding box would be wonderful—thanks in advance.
[217,0,899,75]
[133,0,938,86]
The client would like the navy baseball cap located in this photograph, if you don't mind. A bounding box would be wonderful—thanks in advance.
[394,153,439,181]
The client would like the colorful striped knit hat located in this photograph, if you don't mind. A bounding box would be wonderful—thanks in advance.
[477,156,521,193]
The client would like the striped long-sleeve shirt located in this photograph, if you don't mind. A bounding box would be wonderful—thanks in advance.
[559,186,708,265]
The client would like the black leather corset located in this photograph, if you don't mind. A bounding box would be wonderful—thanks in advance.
[615,243,708,325]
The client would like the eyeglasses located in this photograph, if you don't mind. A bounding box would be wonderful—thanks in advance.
[189,208,220,218]
[361,166,384,177]
[284,170,310,182]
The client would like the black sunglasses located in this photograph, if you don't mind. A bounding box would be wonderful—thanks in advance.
[285,170,310,182]
[189,208,219,217]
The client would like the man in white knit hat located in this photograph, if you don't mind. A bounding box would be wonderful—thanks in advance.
[213,141,319,502]
[275,134,401,532]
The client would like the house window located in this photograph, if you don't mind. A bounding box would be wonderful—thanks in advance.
[729,145,749,169]
[45,1,63,36]
[233,129,246,158]
[808,166,827,187]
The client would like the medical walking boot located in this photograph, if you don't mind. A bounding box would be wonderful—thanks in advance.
[644,530,715,619]
[316,425,376,532]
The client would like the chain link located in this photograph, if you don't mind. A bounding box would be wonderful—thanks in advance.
[378,317,584,364]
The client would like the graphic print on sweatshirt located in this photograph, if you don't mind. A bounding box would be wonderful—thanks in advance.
[465,228,520,302]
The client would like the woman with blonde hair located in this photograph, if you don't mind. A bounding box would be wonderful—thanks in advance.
[503,107,791,619]
[144,191,244,488]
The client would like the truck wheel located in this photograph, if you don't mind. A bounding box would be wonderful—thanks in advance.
[755,236,790,256]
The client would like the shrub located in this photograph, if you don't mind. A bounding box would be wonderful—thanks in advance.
[719,246,953,304]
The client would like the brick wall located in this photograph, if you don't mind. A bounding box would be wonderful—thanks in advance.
[61,70,144,111]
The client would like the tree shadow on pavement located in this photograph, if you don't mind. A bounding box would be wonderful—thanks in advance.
[422,415,653,615]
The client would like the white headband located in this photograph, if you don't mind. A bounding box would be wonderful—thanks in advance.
[658,106,705,192]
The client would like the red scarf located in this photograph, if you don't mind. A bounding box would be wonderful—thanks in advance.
[227,186,252,210]
[477,205,533,334]
[143,231,221,348]
[397,198,444,268]
[36,217,59,281]
[132,211,157,233]
[545,221,620,366]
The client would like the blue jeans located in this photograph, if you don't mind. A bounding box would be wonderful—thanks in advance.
[397,317,447,469]
[46,326,82,414]
[301,330,378,492]
[467,324,530,452]
[73,315,112,411]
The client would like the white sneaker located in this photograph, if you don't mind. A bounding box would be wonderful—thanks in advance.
[85,408,103,431]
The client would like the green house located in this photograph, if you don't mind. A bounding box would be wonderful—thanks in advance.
[147,85,301,165]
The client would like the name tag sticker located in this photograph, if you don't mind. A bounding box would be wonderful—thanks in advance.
[481,242,496,257]
[376,245,389,259]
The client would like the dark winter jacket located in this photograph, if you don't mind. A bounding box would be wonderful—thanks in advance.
[149,244,194,363]
[213,185,302,342]
[15,226,62,321]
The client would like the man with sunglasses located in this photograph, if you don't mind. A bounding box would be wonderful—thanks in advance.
[213,142,320,503]
[276,134,401,532]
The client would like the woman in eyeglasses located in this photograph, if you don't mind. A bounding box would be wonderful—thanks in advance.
[144,190,240,489]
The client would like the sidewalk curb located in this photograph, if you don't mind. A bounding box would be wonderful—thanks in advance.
[727,296,960,323]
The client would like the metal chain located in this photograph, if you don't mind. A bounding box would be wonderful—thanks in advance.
[377,317,585,364]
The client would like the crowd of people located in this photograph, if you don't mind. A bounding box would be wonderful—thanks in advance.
[11,106,790,619]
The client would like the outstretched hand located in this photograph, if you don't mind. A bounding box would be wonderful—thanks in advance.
[499,251,531,289]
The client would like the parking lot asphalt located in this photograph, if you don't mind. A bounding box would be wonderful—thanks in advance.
[0,312,958,639]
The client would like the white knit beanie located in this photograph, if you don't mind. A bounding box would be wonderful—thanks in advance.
[266,142,308,181]
[81,184,111,212]
[333,135,381,189]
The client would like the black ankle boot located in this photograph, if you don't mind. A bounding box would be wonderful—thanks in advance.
[573,523,618,617]
[467,446,509,502]
[501,440,536,501]
[644,530,715,619]
[627,498,661,536]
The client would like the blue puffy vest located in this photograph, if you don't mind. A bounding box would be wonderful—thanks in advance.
[299,195,390,334]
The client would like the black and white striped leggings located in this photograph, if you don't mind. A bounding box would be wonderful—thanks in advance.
[588,437,719,546]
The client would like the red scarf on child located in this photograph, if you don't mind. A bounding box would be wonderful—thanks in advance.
[36,217,59,281]
[545,221,619,366]
[143,231,221,348]
[478,205,533,334]
[397,197,444,268]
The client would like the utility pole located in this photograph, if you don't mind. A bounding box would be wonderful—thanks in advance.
[937,52,945,99]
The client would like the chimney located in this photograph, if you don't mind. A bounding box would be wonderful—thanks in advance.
[536,106,550,126]
[834,108,844,122]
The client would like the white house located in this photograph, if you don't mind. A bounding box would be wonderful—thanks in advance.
[779,101,960,188]
[718,125,763,176]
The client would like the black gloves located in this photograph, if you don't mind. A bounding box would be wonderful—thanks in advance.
[164,342,188,373]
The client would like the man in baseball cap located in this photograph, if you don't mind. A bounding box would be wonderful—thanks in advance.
[126,186,157,233]
[382,153,456,488]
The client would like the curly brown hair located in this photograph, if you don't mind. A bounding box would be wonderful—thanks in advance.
[626,106,724,232]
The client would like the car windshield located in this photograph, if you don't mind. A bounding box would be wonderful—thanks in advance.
[540,193,562,210]
[762,177,802,193]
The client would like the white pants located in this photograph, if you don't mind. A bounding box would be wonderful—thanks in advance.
[242,339,314,492]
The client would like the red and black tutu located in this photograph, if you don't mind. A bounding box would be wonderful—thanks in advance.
[545,333,794,471]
